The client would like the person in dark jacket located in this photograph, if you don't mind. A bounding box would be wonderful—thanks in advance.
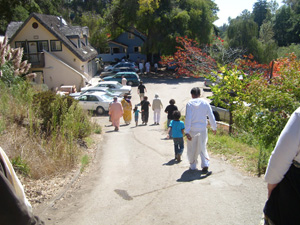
[0,147,44,225]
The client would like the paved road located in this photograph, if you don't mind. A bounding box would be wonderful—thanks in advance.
[39,77,266,225]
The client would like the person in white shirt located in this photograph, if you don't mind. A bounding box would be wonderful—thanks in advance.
[185,87,217,173]
[121,75,127,86]
[154,62,158,73]
[145,61,150,73]
[139,62,144,74]
[152,94,163,125]
[264,107,300,224]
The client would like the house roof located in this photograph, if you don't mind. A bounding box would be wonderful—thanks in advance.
[108,40,128,48]
[5,22,23,39]
[6,13,97,62]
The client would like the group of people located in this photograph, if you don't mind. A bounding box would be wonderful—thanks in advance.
[137,60,158,74]
[109,81,300,224]
[108,81,164,129]
[109,85,218,174]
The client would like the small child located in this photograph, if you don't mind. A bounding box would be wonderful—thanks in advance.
[133,105,141,126]
[167,110,185,162]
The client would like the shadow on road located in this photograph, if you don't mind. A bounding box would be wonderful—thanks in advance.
[163,159,180,166]
[140,76,205,85]
[177,170,212,182]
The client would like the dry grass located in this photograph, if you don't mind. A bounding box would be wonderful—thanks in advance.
[0,124,81,179]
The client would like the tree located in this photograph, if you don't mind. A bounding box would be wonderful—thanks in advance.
[160,36,217,77]
[80,12,109,49]
[273,5,300,46]
[252,0,271,29]
[226,15,259,57]
[106,0,218,56]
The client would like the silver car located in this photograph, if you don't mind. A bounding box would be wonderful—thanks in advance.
[81,81,131,96]
[76,92,113,115]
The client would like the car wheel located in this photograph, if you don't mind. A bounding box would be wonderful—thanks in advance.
[96,106,105,115]
[213,111,220,121]
[127,81,133,86]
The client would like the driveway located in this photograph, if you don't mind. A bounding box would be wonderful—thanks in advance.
[38,77,266,225]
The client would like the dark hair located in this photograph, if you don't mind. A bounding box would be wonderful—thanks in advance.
[143,96,148,100]
[169,99,175,105]
[133,106,138,112]
[173,110,181,120]
[191,87,200,97]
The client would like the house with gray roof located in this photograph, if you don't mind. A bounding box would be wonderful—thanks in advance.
[6,13,98,91]
[98,28,147,63]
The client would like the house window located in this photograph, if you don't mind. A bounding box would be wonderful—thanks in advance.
[112,47,120,54]
[50,40,62,51]
[37,41,49,52]
[134,46,141,53]
[32,22,38,29]
[15,41,28,53]
[128,32,135,39]
[100,47,110,54]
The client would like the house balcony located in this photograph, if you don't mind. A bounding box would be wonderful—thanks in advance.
[24,52,45,68]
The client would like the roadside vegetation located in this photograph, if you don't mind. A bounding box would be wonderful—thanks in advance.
[162,35,300,176]
[0,38,100,178]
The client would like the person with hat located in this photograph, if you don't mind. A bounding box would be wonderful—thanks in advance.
[109,96,123,131]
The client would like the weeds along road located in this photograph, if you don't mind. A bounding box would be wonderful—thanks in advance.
[40,77,266,225]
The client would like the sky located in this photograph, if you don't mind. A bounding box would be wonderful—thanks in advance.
[213,0,284,27]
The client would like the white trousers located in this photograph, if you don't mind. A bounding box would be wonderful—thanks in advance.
[153,109,161,123]
[187,129,209,169]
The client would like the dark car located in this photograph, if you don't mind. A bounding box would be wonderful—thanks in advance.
[100,67,137,78]
[102,72,140,86]
[104,62,138,72]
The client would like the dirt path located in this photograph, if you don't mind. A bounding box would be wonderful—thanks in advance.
[37,77,267,225]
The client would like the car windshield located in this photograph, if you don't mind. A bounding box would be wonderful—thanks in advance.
[101,94,113,101]
[106,89,117,95]
[114,83,123,88]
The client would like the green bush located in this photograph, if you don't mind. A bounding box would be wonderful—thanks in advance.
[11,156,30,176]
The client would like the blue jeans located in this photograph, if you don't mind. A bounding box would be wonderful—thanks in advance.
[173,137,184,155]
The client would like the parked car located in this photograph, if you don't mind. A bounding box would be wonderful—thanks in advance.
[101,72,140,86]
[81,81,131,95]
[56,85,77,96]
[210,100,250,123]
[69,88,122,98]
[104,62,138,72]
[210,101,230,123]
[76,92,113,115]
[100,67,136,78]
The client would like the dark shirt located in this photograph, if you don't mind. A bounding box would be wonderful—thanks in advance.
[141,100,150,112]
[138,84,146,94]
[165,105,178,119]
[0,158,44,225]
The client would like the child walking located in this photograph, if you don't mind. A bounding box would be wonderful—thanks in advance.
[133,105,141,126]
[167,110,185,162]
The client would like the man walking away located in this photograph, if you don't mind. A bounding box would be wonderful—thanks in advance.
[152,94,163,125]
[185,87,217,173]
[137,81,147,102]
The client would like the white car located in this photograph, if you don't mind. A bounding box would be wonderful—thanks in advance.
[76,92,114,115]
[70,88,122,98]
[81,81,131,96]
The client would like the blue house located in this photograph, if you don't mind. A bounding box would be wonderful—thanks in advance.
[98,28,147,63]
